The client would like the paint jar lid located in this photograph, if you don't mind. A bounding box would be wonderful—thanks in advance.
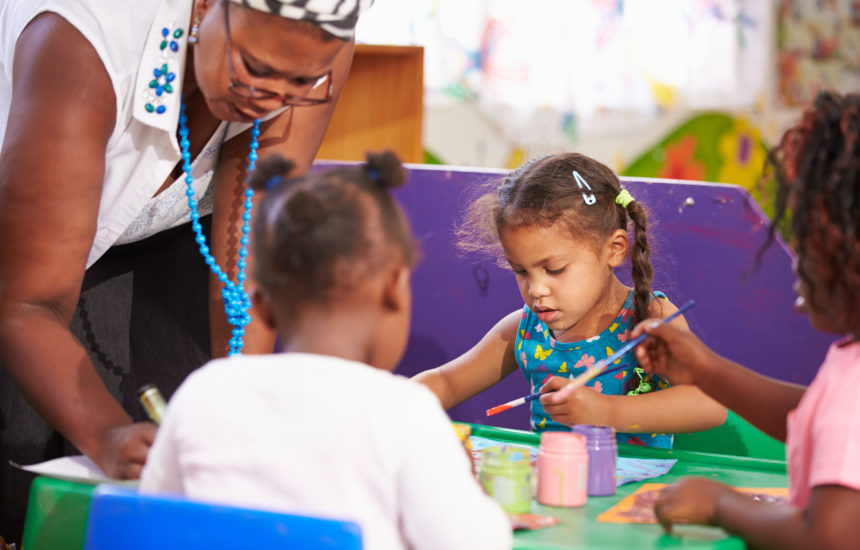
[483,445,532,472]
[570,424,615,437]
[539,432,587,454]
[452,422,471,442]
[571,424,616,444]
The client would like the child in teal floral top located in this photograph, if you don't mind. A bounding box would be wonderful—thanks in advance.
[415,152,725,447]
[517,290,671,446]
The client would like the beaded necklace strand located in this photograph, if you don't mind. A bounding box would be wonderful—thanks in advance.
[178,100,261,355]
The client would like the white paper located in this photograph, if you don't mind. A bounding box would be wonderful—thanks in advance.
[11,455,138,486]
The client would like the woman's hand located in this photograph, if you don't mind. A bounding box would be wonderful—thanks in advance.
[97,423,158,479]
[538,376,610,426]
[654,477,735,533]
[632,319,718,386]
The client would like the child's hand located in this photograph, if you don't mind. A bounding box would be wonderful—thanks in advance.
[631,319,715,386]
[538,376,608,426]
[654,477,733,533]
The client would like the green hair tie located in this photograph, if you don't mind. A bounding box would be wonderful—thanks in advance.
[615,188,635,208]
[626,367,652,396]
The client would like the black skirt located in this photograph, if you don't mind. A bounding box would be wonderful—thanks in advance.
[0,216,212,544]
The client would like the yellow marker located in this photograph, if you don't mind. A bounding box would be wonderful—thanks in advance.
[139,384,167,425]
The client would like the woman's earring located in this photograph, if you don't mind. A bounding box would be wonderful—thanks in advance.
[188,14,200,44]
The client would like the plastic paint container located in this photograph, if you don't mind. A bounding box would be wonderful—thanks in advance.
[479,446,532,514]
[537,432,588,507]
[571,424,617,496]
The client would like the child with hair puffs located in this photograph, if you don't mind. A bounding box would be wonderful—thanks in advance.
[141,152,512,550]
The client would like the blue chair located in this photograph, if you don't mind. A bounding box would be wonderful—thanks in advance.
[83,485,363,550]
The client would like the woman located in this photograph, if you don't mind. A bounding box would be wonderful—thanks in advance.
[0,0,372,542]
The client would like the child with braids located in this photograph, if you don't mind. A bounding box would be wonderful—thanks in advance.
[140,152,512,550]
[415,152,725,447]
[632,91,860,547]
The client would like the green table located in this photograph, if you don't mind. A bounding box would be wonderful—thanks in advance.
[469,424,787,550]
[23,425,787,550]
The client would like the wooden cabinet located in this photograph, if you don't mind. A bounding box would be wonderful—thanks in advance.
[317,44,424,163]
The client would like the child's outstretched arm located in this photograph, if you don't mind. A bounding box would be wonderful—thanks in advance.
[413,311,521,410]
[538,299,726,434]
[653,477,860,549]
[538,378,725,433]
[632,320,806,442]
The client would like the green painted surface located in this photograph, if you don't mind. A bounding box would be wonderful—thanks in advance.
[21,477,96,550]
[468,424,788,550]
[674,410,786,461]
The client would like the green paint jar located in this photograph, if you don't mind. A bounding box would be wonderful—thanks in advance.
[479,446,532,514]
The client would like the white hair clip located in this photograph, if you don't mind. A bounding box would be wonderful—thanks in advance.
[572,171,596,205]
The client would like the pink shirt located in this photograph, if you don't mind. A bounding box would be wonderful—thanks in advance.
[786,339,860,509]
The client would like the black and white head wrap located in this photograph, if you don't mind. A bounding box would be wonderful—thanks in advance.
[229,0,374,40]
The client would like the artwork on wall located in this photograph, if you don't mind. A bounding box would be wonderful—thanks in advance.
[622,114,773,217]
[777,0,860,107]
[358,0,771,163]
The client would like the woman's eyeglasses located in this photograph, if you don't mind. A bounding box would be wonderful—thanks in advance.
[222,0,333,107]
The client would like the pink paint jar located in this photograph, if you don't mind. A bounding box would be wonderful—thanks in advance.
[537,432,588,508]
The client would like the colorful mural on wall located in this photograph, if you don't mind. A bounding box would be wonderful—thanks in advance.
[622,114,773,217]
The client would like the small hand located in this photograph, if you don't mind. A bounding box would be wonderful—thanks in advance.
[632,319,715,386]
[654,477,733,533]
[538,376,608,426]
[98,422,157,479]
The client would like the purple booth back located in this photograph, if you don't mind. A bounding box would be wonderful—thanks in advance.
[315,162,832,430]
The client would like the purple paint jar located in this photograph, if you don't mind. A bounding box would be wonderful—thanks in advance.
[570,424,617,496]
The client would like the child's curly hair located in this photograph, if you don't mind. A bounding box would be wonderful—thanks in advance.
[249,151,419,310]
[457,152,655,330]
[762,91,860,329]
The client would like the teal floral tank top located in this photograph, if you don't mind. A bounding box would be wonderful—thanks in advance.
[515,290,673,449]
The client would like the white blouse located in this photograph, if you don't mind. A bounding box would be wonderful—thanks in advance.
[0,0,258,267]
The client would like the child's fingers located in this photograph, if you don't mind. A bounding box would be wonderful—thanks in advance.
[538,376,569,394]
[539,376,573,404]
[635,343,653,370]
[630,317,661,339]
[636,338,667,373]
[654,486,681,534]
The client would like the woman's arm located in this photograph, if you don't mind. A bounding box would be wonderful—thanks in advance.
[656,479,860,550]
[208,39,357,356]
[413,310,521,410]
[0,14,155,477]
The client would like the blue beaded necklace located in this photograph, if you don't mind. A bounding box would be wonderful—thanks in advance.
[178,100,261,355]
